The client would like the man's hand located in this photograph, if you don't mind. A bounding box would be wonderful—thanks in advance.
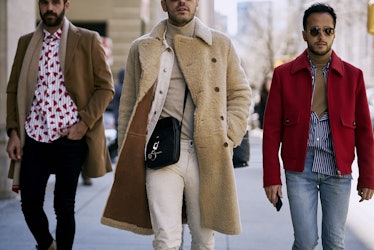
[59,121,88,140]
[358,188,374,202]
[264,185,282,207]
[6,130,22,161]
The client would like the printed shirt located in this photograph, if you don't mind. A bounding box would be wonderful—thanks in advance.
[307,60,349,178]
[25,28,79,143]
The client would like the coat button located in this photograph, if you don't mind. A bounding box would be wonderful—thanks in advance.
[220,116,224,121]
[223,142,229,147]
[211,58,217,63]
[285,119,290,124]
[353,121,356,126]
[214,87,220,92]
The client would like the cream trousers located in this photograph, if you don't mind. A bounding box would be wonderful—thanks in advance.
[146,140,215,250]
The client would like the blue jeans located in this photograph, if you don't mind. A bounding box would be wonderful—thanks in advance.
[285,151,352,250]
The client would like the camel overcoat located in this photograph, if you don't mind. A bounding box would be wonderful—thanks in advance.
[101,18,251,235]
[6,20,114,191]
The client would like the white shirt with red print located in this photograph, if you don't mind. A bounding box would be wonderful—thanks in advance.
[25,28,79,143]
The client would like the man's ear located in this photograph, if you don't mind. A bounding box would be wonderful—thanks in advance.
[161,0,167,12]
[65,0,71,11]
[302,30,307,42]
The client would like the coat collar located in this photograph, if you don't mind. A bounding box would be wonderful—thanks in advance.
[135,17,213,99]
[148,17,213,46]
[290,50,344,77]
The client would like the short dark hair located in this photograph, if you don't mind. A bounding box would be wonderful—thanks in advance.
[303,3,337,30]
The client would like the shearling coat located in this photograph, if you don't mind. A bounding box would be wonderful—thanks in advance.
[101,18,251,235]
[6,19,114,191]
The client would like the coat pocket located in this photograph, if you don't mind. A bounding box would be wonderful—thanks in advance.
[340,116,356,129]
[283,112,300,126]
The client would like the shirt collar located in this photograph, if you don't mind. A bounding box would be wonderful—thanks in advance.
[43,27,62,42]
[307,54,331,71]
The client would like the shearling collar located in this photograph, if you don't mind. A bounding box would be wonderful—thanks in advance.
[148,17,213,46]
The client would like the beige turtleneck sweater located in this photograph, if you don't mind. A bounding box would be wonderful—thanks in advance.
[160,20,195,140]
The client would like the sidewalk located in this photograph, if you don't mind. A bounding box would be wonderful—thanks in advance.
[0,129,372,249]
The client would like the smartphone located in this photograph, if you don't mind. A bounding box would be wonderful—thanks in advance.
[275,194,282,211]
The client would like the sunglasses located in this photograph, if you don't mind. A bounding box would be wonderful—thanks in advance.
[308,27,335,37]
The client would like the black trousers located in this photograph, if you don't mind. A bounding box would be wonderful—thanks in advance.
[20,135,87,250]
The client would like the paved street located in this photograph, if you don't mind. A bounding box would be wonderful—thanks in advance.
[0,129,373,249]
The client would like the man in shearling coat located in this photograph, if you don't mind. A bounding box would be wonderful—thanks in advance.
[6,0,114,249]
[101,0,251,249]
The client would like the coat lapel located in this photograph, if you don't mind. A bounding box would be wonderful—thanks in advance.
[64,24,80,75]
[174,36,208,95]
[59,17,71,74]
[173,17,212,95]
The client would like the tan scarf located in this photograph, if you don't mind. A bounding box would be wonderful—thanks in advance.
[312,64,327,118]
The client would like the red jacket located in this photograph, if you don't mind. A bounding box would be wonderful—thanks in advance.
[263,50,374,190]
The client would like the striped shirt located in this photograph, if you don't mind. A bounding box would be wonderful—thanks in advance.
[307,112,337,175]
[307,60,349,177]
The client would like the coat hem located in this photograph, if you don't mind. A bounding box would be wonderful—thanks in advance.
[101,217,154,235]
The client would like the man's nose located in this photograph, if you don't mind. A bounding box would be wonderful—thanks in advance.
[45,1,54,10]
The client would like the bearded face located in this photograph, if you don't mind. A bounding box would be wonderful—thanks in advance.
[39,7,65,27]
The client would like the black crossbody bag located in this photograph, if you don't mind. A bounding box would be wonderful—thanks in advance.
[145,89,188,169]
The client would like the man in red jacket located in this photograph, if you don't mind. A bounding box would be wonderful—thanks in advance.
[263,3,374,249]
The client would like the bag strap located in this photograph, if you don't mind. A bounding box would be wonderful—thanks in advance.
[179,86,189,127]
